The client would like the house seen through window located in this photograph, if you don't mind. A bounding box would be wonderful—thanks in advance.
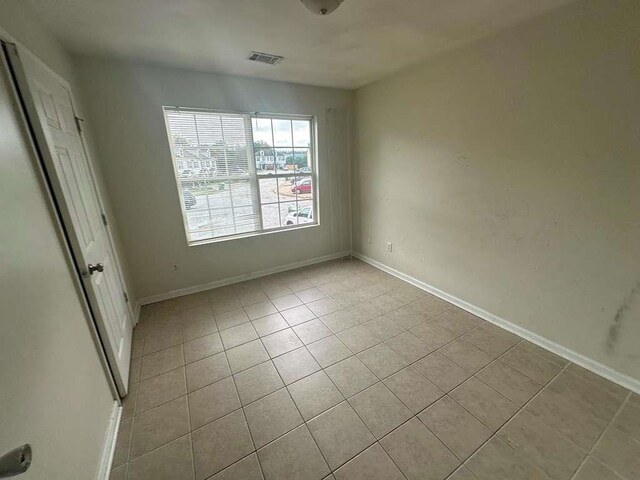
[163,108,317,244]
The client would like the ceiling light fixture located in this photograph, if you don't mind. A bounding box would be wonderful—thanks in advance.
[300,0,344,16]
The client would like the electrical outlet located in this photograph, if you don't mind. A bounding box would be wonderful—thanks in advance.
[386,242,393,253]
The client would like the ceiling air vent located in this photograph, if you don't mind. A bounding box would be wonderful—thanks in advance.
[248,51,283,65]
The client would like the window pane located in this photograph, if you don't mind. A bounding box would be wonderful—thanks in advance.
[291,175,313,199]
[259,178,278,204]
[277,177,296,203]
[272,119,293,147]
[292,148,311,173]
[293,120,311,147]
[252,118,273,146]
[261,204,280,230]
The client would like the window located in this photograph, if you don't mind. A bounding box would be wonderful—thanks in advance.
[163,107,317,244]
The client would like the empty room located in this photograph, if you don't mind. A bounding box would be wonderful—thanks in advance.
[1,0,638,479]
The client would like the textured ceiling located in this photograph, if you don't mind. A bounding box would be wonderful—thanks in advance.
[30,0,578,89]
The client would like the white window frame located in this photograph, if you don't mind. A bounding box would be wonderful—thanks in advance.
[163,107,319,245]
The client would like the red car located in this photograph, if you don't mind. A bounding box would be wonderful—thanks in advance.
[291,177,312,194]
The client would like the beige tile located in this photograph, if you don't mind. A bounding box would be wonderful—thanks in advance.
[404,295,451,320]
[263,283,294,299]
[349,383,412,439]
[307,335,353,368]
[308,297,342,316]
[220,322,259,350]
[547,370,625,424]
[368,294,405,314]
[216,308,250,331]
[566,363,629,400]
[362,316,404,341]
[287,370,345,421]
[498,409,586,479]
[238,290,268,307]
[296,287,326,303]
[121,382,138,422]
[128,434,194,480]
[258,425,330,480]
[226,339,270,374]
[131,395,189,458]
[501,341,563,384]
[439,339,493,374]
[419,395,491,461]
[525,387,610,450]
[112,418,132,468]
[192,410,253,480]
[574,456,626,480]
[261,328,304,358]
[251,312,288,337]
[182,317,217,342]
[244,388,303,448]
[449,377,518,431]
[234,361,284,405]
[325,356,378,398]
[109,465,127,480]
[337,325,381,353]
[143,323,183,355]
[184,333,224,364]
[384,331,433,363]
[293,318,333,344]
[189,377,241,429]
[447,466,477,480]
[334,443,404,480]
[140,344,184,381]
[381,417,459,480]
[461,324,520,357]
[209,294,241,314]
[593,426,640,480]
[466,437,552,480]
[386,307,425,330]
[281,304,316,326]
[129,356,142,386]
[431,308,481,336]
[414,352,471,392]
[476,360,541,406]
[321,309,359,333]
[357,344,408,379]
[345,302,382,324]
[272,346,321,384]
[185,352,231,392]
[136,367,187,414]
[210,453,263,480]
[271,293,303,311]
[612,399,640,441]
[180,303,214,322]
[245,300,278,321]
[384,366,443,414]
[410,322,457,348]
[307,401,375,469]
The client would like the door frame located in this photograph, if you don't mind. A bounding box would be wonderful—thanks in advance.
[0,38,122,401]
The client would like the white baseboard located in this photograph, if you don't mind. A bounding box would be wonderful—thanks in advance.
[96,401,121,480]
[138,251,352,306]
[352,252,640,394]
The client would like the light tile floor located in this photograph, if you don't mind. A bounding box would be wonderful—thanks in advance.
[111,258,638,480]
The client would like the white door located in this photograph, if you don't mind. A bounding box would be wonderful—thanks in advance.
[8,47,132,395]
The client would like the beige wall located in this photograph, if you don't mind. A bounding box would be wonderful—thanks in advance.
[73,58,354,300]
[354,0,640,380]
[0,16,115,480]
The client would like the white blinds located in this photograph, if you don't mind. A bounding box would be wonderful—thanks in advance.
[164,107,316,244]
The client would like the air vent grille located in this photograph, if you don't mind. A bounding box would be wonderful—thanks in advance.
[248,51,283,65]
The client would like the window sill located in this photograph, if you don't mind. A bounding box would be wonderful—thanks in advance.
[186,222,320,247]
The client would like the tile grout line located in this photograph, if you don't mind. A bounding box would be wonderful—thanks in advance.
[568,391,632,480]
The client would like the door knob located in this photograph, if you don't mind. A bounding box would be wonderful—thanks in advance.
[0,444,31,478]
[87,263,104,274]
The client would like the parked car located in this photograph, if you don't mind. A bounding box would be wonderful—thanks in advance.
[297,167,312,174]
[183,190,196,209]
[285,206,313,225]
[291,177,312,194]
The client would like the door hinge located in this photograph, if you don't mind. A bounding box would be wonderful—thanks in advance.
[74,115,84,134]
[123,292,129,303]
[101,213,108,226]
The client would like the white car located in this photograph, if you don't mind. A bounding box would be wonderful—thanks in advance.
[285,206,313,225]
